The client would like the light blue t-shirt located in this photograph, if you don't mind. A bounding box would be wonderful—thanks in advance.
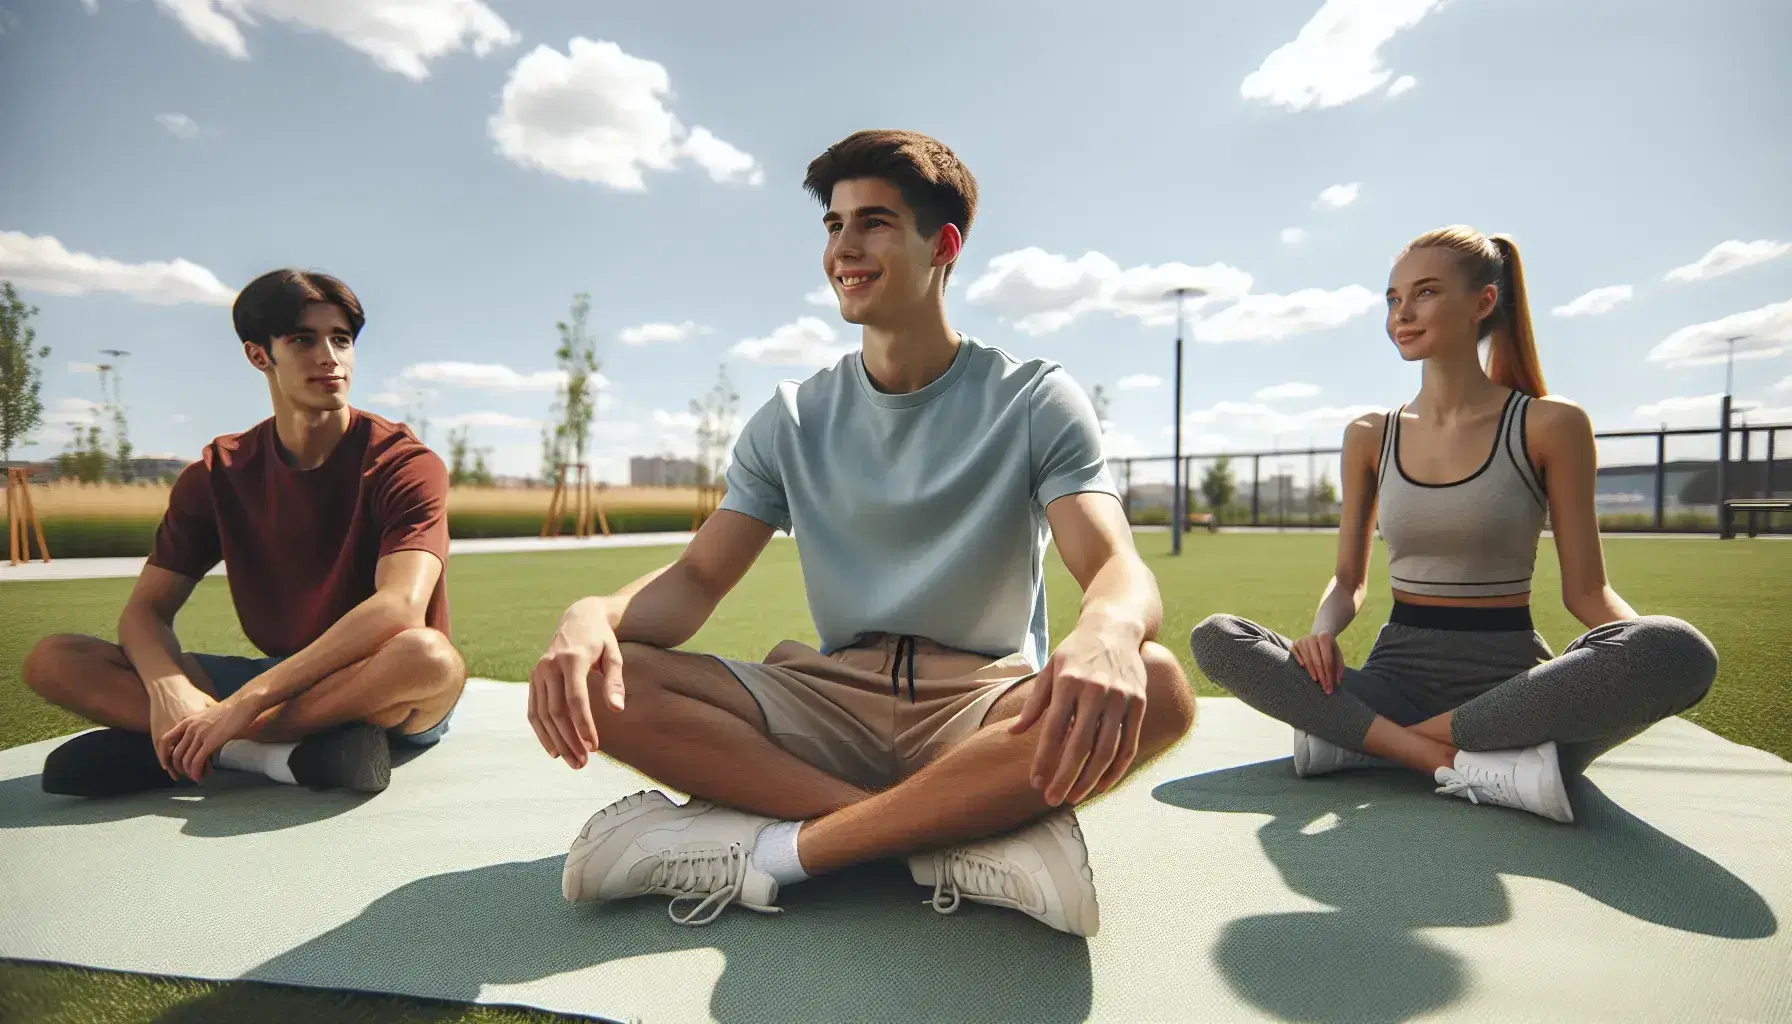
[719,335,1119,670]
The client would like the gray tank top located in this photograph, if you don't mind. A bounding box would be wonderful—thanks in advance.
[1375,391,1548,598]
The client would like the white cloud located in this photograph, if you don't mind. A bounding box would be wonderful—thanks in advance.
[651,409,701,431]
[804,284,835,306]
[489,38,762,191]
[1255,381,1321,401]
[963,247,1253,336]
[1775,376,1792,394]
[1664,240,1791,283]
[398,361,611,392]
[1240,0,1446,112]
[619,320,702,346]
[1551,284,1634,318]
[156,112,199,139]
[101,0,518,81]
[1314,182,1360,209]
[729,317,855,367]
[1632,393,1792,428]
[1281,227,1307,245]
[68,362,101,374]
[1386,74,1416,98]
[1194,285,1381,344]
[0,231,234,306]
[366,391,405,407]
[435,411,541,430]
[171,413,192,424]
[45,397,103,426]
[1167,400,1383,450]
[1118,374,1162,390]
[1646,299,1792,366]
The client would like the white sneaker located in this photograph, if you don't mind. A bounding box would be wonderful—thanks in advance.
[561,789,783,925]
[909,809,1100,937]
[1292,729,1394,777]
[1434,740,1574,823]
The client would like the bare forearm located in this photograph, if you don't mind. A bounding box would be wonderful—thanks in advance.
[1074,553,1161,646]
[234,593,417,712]
[1567,586,1637,630]
[1310,576,1364,637]
[117,604,195,696]
[594,560,720,649]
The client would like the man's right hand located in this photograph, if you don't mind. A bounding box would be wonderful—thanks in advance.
[1290,632,1345,694]
[528,597,626,769]
[147,679,217,779]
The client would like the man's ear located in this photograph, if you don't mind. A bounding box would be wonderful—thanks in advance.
[932,223,963,269]
[243,340,274,371]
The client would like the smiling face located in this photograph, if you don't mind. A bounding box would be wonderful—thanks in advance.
[246,301,356,412]
[821,176,961,328]
[1384,245,1498,363]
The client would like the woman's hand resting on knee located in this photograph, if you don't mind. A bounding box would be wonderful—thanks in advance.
[1290,632,1344,694]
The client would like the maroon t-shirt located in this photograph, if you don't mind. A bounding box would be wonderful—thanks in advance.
[150,409,452,657]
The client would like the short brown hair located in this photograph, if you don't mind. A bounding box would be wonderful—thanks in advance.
[803,129,978,279]
[232,269,365,352]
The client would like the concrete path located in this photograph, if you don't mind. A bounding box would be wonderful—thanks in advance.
[0,531,712,584]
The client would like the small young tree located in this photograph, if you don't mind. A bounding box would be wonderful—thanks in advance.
[1090,383,1111,432]
[545,293,601,480]
[1200,456,1236,524]
[691,364,739,491]
[447,424,473,485]
[0,281,49,465]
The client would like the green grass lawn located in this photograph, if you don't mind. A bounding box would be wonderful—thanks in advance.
[2,531,1788,1023]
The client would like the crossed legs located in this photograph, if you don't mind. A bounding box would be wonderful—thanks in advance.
[579,640,1197,876]
[23,628,467,745]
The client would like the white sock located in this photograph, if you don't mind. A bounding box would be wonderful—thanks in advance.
[215,739,299,785]
[750,820,809,887]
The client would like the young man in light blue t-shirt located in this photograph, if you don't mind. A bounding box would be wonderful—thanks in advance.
[527,130,1195,937]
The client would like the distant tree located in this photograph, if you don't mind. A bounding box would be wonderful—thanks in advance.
[691,364,739,490]
[1200,456,1236,522]
[0,281,48,465]
[1311,470,1339,506]
[1090,384,1111,432]
[98,354,132,482]
[471,448,493,487]
[448,424,472,485]
[57,420,109,484]
[543,293,602,482]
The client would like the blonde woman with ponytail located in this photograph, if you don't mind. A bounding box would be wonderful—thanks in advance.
[1190,226,1719,824]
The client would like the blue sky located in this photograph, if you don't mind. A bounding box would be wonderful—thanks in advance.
[2,0,1789,484]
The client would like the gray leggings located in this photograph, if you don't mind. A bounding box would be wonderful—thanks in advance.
[1188,613,1718,777]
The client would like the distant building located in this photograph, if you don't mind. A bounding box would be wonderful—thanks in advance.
[630,455,704,487]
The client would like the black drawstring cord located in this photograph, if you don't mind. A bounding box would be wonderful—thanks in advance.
[888,635,919,702]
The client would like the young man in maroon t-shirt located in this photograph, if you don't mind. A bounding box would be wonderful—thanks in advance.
[24,269,466,797]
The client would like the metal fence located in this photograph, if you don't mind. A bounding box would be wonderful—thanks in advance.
[1111,419,1791,536]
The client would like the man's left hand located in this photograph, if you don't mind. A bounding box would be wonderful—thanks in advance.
[1010,623,1148,806]
[165,695,262,782]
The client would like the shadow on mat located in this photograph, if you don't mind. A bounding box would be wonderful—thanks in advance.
[0,747,445,837]
[148,856,1092,1024]
[1152,759,1778,1024]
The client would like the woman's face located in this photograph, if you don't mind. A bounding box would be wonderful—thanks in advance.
[1385,246,1496,363]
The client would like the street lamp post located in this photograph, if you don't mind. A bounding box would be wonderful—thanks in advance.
[1164,286,1205,555]
[1718,334,1747,538]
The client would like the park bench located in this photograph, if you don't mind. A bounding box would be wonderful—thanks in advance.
[1721,497,1792,539]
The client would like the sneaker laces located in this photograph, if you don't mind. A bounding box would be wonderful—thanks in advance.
[652,843,780,926]
[1434,764,1517,807]
[926,850,1028,914]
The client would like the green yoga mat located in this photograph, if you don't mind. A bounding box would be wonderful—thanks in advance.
[1,683,1787,1023]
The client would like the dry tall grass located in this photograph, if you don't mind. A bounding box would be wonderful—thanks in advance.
[3,481,703,519]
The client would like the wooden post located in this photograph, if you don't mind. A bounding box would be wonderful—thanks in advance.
[574,462,592,539]
[7,468,51,565]
[541,463,568,538]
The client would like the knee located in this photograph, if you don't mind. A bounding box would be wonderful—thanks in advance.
[383,628,465,689]
[1631,616,1719,704]
[1187,613,1253,680]
[23,634,88,701]
[1142,641,1197,747]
